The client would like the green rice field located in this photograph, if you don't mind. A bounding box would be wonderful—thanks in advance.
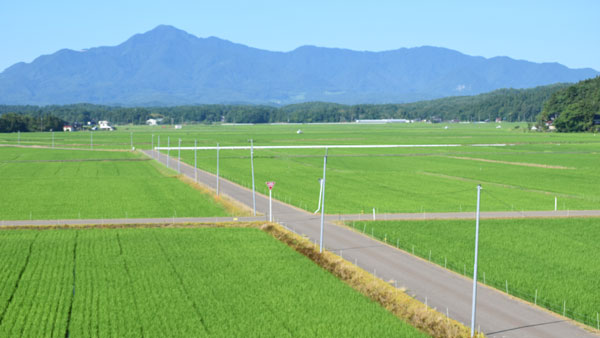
[0,122,595,149]
[167,123,600,214]
[345,217,600,327]
[0,147,231,220]
[0,226,427,337]
[2,123,600,215]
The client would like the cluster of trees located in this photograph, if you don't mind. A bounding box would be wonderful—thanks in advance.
[0,113,65,133]
[278,84,567,123]
[0,83,570,129]
[537,76,600,132]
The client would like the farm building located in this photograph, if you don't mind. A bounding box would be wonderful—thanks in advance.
[63,125,74,132]
[98,121,114,131]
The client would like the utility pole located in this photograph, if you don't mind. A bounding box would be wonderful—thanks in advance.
[319,148,328,253]
[157,135,160,160]
[470,184,482,337]
[251,139,256,216]
[266,182,275,221]
[216,143,220,195]
[177,138,181,173]
[194,139,198,183]
[167,137,170,168]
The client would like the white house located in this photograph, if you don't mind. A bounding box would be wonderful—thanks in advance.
[146,119,158,126]
[63,125,73,132]
[98,121,114,131]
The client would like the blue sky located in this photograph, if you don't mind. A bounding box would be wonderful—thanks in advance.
[1,0,598,72]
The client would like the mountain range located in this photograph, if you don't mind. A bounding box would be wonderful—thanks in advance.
[0,25,597,106]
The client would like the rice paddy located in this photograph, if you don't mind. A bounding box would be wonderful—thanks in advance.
[0,226,427,337]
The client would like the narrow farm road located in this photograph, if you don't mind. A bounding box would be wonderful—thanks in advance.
[137,149,596,338]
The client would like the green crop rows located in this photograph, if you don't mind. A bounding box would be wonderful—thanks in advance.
[0,147,231,220]
[3,122,600,214]
[0,227,427,337]
[1,122,598,150]
[345,217,600,327]
[171,124,600,214]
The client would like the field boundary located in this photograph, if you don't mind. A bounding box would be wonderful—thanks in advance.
[419,171,584,199]
[444,155,575,170]
[154,143,509,151]
[6,210,600,227]
[0,158,150,163]
[0,144,131,152]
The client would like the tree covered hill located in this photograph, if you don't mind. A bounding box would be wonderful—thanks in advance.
[0,83,568,126]
[537,76,600,132]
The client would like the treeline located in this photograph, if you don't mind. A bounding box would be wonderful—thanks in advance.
[0,113,65,133]
[0,83,569,126]
[396,83,569,122]
[537,76,600,132]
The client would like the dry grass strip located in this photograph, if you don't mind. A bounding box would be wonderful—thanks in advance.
[0,222,249,231]
[177,174,254,217]
[260,222,483,338]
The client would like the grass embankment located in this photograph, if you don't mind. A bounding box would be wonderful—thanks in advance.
[0,147,240,220]
[0,224,434,337]
[260,222,478,337]
[345,217,600,329]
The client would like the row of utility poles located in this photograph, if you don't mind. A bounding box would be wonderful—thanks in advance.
[151,137,484,337]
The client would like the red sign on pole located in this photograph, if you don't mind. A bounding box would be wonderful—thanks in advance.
[266,181,275,190]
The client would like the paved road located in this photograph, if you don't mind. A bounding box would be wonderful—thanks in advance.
[139,149,597,338]
[4,148,595,337]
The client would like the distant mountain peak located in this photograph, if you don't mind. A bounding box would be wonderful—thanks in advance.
[0,25,598,106]
[121,24,196,46]
[146,24,191,36]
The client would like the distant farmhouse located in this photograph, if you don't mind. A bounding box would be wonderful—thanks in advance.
[63,125,74,132]
[97,121,114,131]
[146,118,163,126]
